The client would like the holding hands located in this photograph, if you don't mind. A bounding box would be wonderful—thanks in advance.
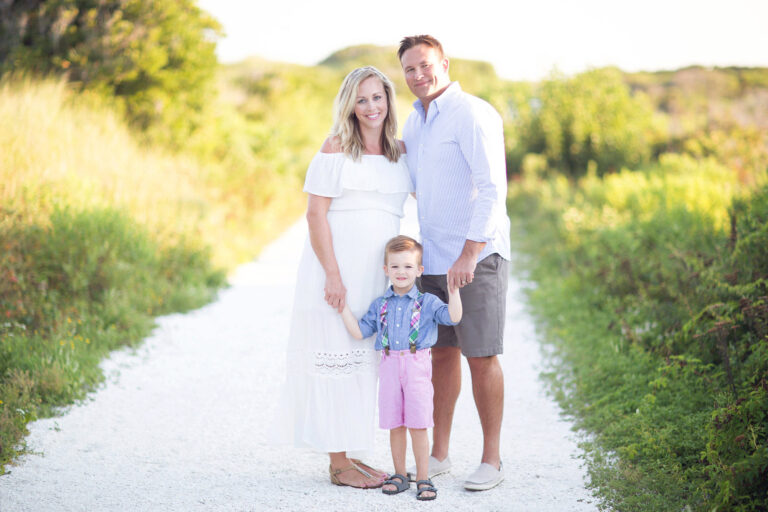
[447,253,475,292]
[325,272,347,313]
[447,240,484,291]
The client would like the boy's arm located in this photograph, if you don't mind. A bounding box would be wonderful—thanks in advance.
[340,304,364,340]
[447,284,463,323]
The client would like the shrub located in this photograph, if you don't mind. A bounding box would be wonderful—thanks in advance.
[508,158,768,510]
[0,0,221,147]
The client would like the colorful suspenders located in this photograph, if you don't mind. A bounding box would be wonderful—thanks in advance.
[379,292,423,355]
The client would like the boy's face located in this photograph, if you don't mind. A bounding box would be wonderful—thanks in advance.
[384,250,424,294]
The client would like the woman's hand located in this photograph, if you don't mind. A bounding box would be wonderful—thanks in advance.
[324,272,347,312]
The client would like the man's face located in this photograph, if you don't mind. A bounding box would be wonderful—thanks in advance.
[400,44,449,102]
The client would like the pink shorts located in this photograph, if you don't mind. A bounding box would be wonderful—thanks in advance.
[378,348,434,430]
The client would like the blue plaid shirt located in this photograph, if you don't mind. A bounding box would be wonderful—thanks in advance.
[358,285,456,351]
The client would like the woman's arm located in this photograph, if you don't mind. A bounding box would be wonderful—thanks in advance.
[306,193,346,312]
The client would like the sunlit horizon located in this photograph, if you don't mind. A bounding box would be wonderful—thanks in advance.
[198,0,768,81]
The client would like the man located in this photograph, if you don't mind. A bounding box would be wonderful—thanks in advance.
[399,34,511,491]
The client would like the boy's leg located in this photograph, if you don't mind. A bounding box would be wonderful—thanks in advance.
[383,427,408,493]
[410,428,435,499]
[409,428,430,480]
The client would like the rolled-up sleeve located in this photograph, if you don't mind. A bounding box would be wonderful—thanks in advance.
[426,295,458,327]
[358,299,380,339]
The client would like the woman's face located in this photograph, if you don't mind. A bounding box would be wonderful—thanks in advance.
[353,76,388,131]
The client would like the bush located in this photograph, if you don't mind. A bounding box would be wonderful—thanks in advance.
[0,0,221,147]
[0,206,224,468]
[508,68,667,177]
[509,159,768,510]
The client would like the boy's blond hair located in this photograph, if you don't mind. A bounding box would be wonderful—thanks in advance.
[384,235,423,265]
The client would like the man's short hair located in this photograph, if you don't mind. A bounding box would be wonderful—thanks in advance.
[398,34,445,62]
[384,235,423,265]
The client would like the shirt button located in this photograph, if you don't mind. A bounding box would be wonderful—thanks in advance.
[397,307,401,311]
[396,324,400,327]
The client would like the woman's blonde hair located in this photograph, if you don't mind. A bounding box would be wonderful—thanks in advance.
[330,66,401,163]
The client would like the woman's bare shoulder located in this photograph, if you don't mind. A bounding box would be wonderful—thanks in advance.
[320,136,343,154]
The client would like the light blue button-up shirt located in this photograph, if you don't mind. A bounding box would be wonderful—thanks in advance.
[358,286,456,351]
[402,82,511,275]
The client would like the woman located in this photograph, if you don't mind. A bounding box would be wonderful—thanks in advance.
[273,67,412,488]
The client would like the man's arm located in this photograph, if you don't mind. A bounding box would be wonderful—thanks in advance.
[451,102,506,289]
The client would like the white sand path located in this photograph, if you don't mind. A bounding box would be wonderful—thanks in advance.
[0,198,597,511]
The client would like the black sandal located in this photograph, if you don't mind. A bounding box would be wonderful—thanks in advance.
[382,474,410,495]
[416,479,437,501]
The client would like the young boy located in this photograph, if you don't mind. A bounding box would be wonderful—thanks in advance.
[340,235,462,501]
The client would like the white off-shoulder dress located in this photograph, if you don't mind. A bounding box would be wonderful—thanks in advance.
[274,151,412,456]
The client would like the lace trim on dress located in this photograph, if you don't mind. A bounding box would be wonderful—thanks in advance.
[312,349,376,376]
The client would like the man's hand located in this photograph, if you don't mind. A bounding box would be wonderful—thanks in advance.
[447,240,486,290]
[447,254,476,290]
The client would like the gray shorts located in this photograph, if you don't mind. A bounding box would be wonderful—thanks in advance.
[419,253,508,358]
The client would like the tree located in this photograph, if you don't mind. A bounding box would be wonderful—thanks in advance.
[511,68,666,177]
[0,0,221,146]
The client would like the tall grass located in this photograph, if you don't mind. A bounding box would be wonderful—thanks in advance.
[1,77,305,268]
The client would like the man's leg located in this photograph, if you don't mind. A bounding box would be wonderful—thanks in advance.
[466,355,504,468]
[430,345,461,461]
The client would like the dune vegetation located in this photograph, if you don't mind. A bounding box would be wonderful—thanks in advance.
[1,3,767,509]
[505,66,768,511]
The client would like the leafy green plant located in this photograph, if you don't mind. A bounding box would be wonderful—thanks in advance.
[0,206,224,468]
[509,158,768,510]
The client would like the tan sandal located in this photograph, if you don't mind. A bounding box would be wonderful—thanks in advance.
[350,458,387,479]
[329,462,383,489]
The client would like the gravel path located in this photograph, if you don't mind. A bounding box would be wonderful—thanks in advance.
[0,199,597,511]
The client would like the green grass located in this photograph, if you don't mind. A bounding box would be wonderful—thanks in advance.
[0,206,225,467]
[508,155,768,511]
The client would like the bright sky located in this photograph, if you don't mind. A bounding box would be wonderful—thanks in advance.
[197,0,768,81]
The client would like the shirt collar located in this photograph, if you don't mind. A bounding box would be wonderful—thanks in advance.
[412,81,462,118]
[384,285,420,299]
